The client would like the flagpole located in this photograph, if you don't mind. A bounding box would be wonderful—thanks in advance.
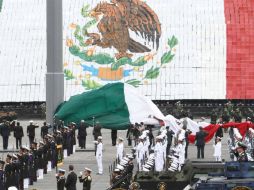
[46,0,64,124]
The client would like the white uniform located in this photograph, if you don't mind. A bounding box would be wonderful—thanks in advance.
[154,142,164,172]
[116,142,124,161]
[213,142,222,161]
[175,143,185,165]
[136,141,144,171]
[96,142,103,174]
[144,137,150,158]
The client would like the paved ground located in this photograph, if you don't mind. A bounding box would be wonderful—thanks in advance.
[0,119,231,190]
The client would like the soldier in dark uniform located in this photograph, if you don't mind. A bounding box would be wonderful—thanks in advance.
[37,141,45,175]
[93,123,102,140]
[41,122,49,138]
[20,146,30,187]
[13,122,24,149]
[5,154,13,190]
[27,121,39,145]
[79,167,92,190]
[111,129,117,146]
[56,169,66,190]
[110,169,122,189]
[55,130,63,145]
[233,108,242,123]
[0,121,10,150]
[66,127,73,156]
[11,154,20,189]
[65,165,77,190]
[43,138,50,174]
[78,120,87,149]
[30,142,38,182]
[71,123,77,153]
[210,109,218,124]
[166,126,174,155]
[234,142,248,162]
[48,134,56,169]
[0,159,5,190]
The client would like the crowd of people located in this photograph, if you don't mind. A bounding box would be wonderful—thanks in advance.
[0,119,95,190]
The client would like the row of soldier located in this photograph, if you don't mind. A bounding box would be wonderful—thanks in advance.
[0,121,79,190]
[0,120,92,150]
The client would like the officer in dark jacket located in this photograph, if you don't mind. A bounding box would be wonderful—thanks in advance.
[0,121,10,149]
[166,126,174,155]
[5,154,13,189]
[111,129,117,146]
[56,169,66,190]
[27,121,39,145]
[30,142,38,182]
[78,120,87,149]
[65,165,77,190]
[41,122,49,138]
[93,123,102,140]
[14,122,24,149]
[0,159,5,190]
[195,127,208,159]
[79,168,92,190]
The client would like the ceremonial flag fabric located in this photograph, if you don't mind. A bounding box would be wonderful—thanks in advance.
[54,83,164,129]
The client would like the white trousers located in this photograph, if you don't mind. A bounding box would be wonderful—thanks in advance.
[96,156,103,174]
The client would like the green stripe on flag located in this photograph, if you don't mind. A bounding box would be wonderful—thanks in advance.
[54,83,131,130]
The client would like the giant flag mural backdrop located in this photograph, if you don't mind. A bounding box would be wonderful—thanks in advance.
[0,0,253,102]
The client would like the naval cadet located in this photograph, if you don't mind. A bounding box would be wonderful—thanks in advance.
[116,137,124,161]
[56,169,66,190]
[79,167,92,190]
[5,154,13,189]
[96,136,103,175]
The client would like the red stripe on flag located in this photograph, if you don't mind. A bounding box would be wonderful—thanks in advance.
[188,122,254,144]
[225,0,254,99]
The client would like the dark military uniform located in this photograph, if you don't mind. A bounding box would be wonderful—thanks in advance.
[13,124,24,149]
[0,160,5,190]
[0,168,4,190]
[27,124,39,145]
[79,175,92,190]
[111,130,117,146]
[4,162,14,189]
[41,124,49,138]
[31,147,38,182]
[0,123,10,150]
[78,123,87,149]
[57,176,66,190]
[93,125,102,140]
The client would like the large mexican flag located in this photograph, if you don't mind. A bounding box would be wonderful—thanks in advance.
[54,83,164,129]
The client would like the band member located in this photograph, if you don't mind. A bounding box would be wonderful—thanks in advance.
[79,168,92,190]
